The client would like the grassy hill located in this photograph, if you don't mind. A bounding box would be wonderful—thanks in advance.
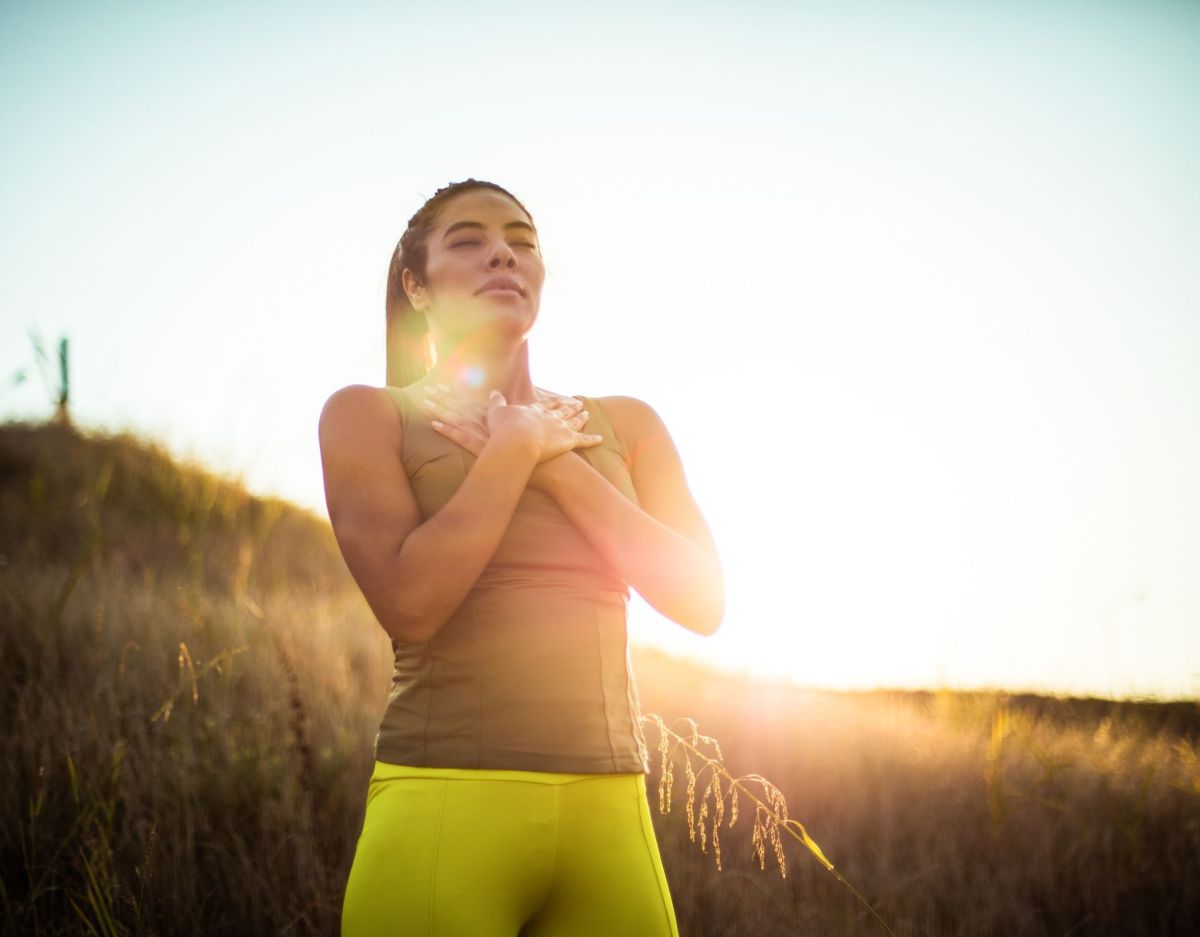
[2,420,1197,936]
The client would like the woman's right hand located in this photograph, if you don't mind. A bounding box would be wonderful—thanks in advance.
[486,390,604,463]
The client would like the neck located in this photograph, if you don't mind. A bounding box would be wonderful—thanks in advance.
[426,333,537,405]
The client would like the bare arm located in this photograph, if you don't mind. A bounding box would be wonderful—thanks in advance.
[318,385,544,645]
[530,396,725,636]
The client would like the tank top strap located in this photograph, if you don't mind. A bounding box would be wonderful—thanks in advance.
[576,395,633,469]
[384,384,415,416]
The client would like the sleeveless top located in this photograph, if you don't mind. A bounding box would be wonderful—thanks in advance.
[374,384,651,774]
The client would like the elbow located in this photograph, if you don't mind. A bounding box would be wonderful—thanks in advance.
[695,595,725,637]
[698,559,726,636]
[379,585,447,646]
[383,616,433,646]
[681,574,725,637]
[640,582,724,638]
[676,556,720,638]
[382,611,443,646]
[676,603,723,638]
[706,605,726,637]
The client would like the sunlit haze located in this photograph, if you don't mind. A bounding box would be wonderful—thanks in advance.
[3,0,1197,698]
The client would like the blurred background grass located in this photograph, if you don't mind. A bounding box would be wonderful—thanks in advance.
[2,419,1197,936]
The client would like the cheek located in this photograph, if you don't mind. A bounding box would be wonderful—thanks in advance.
[527,260,547,291]
[423,259,471,295]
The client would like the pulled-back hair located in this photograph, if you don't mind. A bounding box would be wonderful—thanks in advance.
[385,179,535,387]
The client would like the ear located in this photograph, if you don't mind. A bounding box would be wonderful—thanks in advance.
[401,268,428,313]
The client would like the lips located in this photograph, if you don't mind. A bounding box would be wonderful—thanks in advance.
[477,277,525,296]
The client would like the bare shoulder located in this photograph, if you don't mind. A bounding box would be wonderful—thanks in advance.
[322,382,396,408]
[590,395,666,442]
[318,384,403,450]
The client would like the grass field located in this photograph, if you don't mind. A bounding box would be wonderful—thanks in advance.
[2,420,1197,936]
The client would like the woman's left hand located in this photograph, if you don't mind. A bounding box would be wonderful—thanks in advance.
[420,384,590,458]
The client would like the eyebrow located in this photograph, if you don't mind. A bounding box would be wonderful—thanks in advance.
[442,220,537,239]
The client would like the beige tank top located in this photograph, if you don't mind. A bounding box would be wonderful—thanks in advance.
[374,384,650,774]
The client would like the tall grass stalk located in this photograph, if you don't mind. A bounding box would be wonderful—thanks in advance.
[643,713,899,937]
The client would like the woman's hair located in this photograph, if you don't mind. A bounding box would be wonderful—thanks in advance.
[385,179,535,387]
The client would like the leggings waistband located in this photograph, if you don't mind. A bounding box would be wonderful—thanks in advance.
[371,759,647,786]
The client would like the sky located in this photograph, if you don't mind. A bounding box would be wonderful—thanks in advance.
[3,0,1198,699]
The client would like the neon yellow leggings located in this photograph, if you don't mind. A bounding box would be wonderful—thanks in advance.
[341,761,681,937]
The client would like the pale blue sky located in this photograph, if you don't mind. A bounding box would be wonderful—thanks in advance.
[3,0,1198,698]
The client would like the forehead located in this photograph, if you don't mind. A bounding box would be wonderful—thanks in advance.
[436,189,533,230]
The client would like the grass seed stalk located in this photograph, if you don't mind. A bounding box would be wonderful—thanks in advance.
[642,712,899,937]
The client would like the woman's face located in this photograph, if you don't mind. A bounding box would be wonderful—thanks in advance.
[403,188,545,344]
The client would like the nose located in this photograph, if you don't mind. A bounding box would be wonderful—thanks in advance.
[487,239,517,269]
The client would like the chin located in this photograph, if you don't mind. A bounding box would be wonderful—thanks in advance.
[493,301,538,329]
[457,310,537,343]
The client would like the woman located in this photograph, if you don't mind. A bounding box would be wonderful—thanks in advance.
[319,179,724,936]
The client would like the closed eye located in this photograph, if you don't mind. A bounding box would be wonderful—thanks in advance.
[450,238,537,250]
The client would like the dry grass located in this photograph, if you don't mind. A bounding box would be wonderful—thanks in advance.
[2,419,1198,936]
[641,713,896,937]
[633,655,1199,936]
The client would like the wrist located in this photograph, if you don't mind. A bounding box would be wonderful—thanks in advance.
[528,450,579,493]
[487,425,541,466]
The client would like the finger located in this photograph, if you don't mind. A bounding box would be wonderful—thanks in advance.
[423,398,487,434]
[421,397,460,422]
[423,383,454,400]
[575,432,605,448]
[538,393,582,416]
[423,385,482,422]
[423,392,483,425]
[561,407,588,429]
[430,419,486,456]
[554,395,583,414]
[549,404,585,420]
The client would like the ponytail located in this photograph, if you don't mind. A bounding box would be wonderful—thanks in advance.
[385,242,435,387]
